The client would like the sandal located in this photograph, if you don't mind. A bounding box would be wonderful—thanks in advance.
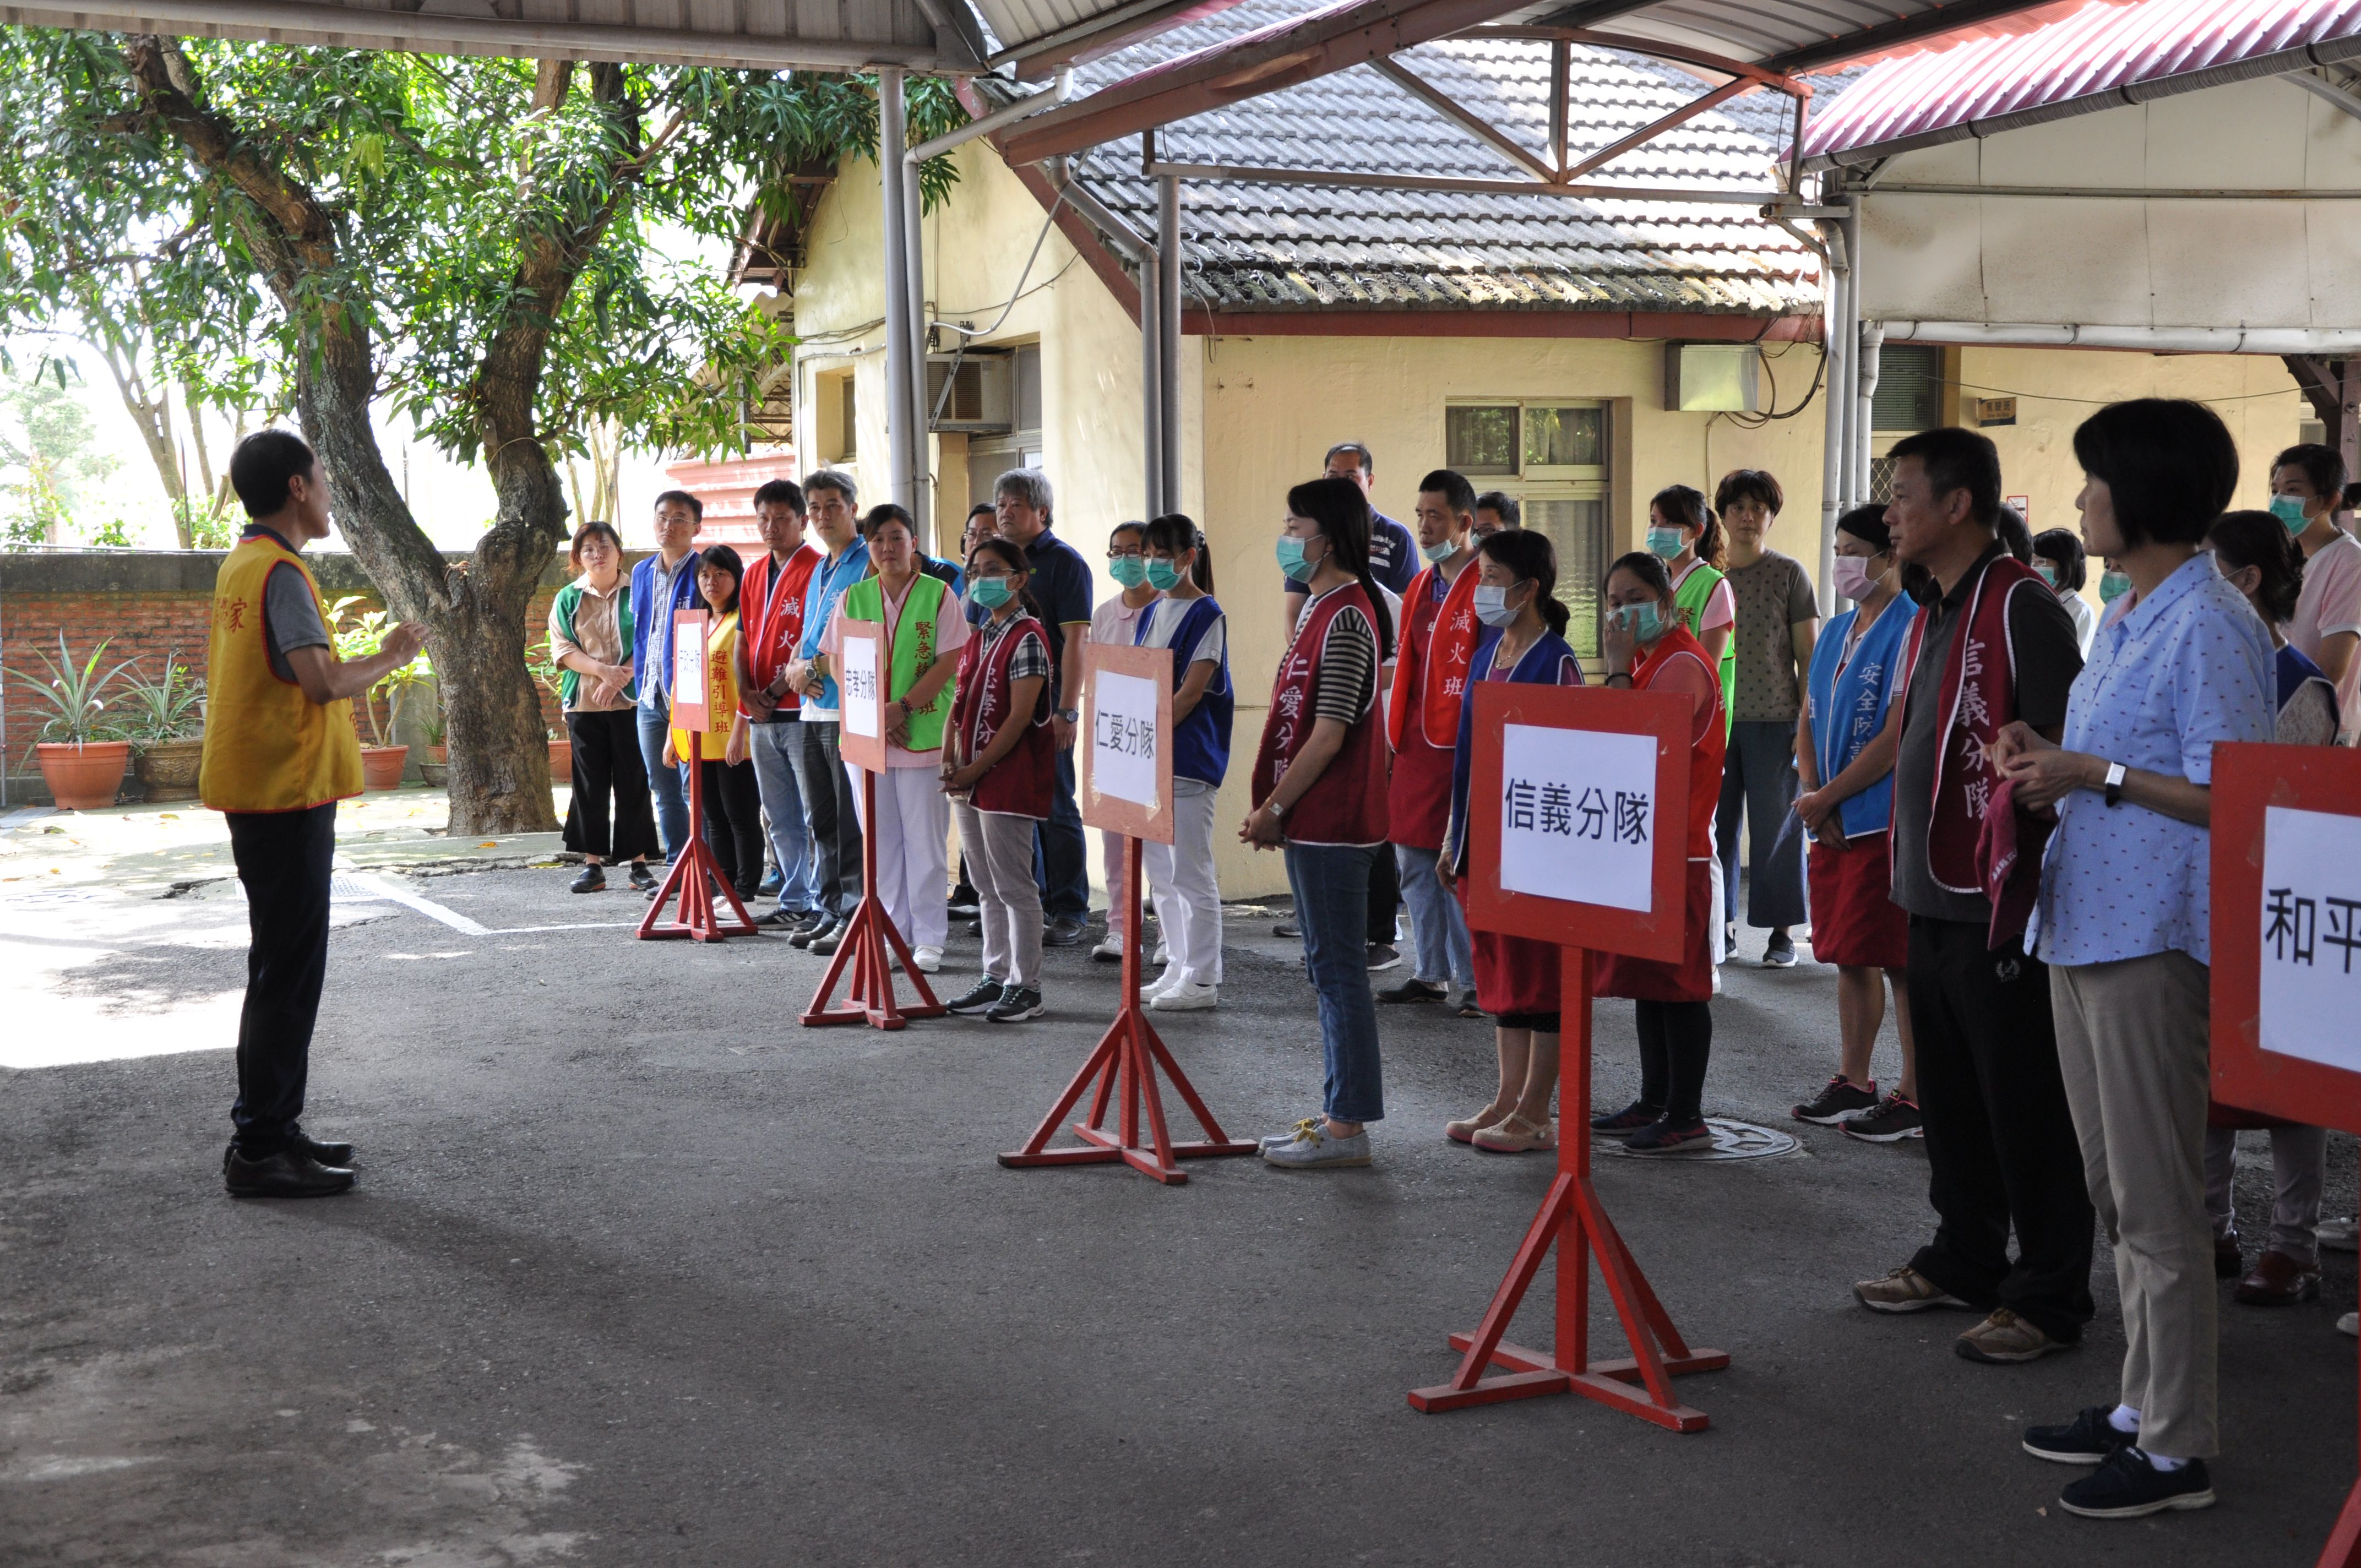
[1445,1103,1513,1145]
[1472,1113,1558,1153]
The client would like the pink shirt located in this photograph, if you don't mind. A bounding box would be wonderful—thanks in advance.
[822,573,970,766]
[2289,530,2361,738]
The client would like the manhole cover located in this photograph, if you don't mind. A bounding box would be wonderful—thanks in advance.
[0,886,103,907]
[1598,1117,1799,1161]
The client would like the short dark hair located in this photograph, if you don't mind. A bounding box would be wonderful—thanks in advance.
[654,488,705,522]
[2208,509,2307,625]
[1324,441,1374,479]
[806,470,857,508]
[2031,526,2087,592]
[1650,483,1724,567]
[966,502,997,523]
[1474,491,1521,529]
[1714,468,1783,518]
[752,478,804,513]
[1605,549,1673,601]
[1835,503,1892,556]
[696,543,744,614]
[229,429,318,518]
[1477,527,1569,639]
[1887,427,2003,529]
[1417,468,1478,518]
[861,502,917,540]
[2272,443,2347,501]
[2072,399,2239,547]
[1145,512,1213,594]
[568,520,624,570]
[1995,503,2033,563]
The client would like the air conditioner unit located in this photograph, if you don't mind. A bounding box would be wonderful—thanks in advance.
[1664,343,1761,413]
[926,350,1013,433]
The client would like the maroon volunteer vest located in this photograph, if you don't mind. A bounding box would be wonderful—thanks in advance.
[1253,582,1390,846]
[950,612,1055,819]
[1900,551,2042,894]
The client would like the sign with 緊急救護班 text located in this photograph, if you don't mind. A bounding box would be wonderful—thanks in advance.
[1499,724,1658,913]
[1081,643,1174,845]
[2259,804,2361,1073]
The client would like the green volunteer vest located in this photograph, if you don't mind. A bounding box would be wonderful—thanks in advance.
[1673,559,1737,733]
[841,571,953,753]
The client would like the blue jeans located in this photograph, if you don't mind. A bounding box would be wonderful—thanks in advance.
[747,719,818,914]
[1032,744,1090,921]
[1286,841,1386,1124]
[1395,843,1472,988]
[635,700,689,862]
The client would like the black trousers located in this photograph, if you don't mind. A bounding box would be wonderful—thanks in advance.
[563,708,660,862]
[698,756,766,895]
[1367,841,1401,947]
[226,802,338,1155]
[1906,915,2097,1343]
[1635,999,1713,1124]
[786,718,863,918]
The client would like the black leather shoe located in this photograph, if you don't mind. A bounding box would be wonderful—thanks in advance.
[570,864,606,894]
[287,1124,356,1166]
[791,916,837,950]
[224,1147,356,1199]
[627,862,657,892]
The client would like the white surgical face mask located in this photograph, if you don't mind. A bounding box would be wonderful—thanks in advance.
[1831,556,1875,602]
[1472,583,1522,628]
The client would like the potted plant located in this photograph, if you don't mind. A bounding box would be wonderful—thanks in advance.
[333,601,430,788]
[528,634,571,779]
[5,631,136,809]
[121,653,209,801]
[417,698,449,787]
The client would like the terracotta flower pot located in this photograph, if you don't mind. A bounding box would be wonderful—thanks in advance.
[133,735,206,802]
[360,744,409,790]
[35,741,132,811]
[548,738,573,780]
[428,744,448,764]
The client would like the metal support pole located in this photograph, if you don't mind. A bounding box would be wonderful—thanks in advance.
[1157,174,1182,517]
[878,67,915,513]
[1815,216,1849,616]
[904,166,932,546]
[1837,193,1863,510]
[1855,319,1884,514]
[1139,244,1164,519]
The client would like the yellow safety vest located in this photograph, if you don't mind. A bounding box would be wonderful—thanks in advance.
[199,529,363,813]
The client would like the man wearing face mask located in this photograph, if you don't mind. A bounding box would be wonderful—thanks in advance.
[1380,469,1484,1014]
[2269,443,2361,742]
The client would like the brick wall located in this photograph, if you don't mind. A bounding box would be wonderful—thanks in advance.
[2,548,612,801]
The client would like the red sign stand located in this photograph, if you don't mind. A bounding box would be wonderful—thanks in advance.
[638,609,757,944]
[2207,744,2361,1567]
[999,643,1254,1183]
[1407,682,1724,1431]
[801,623,946,1030]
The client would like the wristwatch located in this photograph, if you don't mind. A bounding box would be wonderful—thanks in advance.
[1058,707,1080,723]
[2103,761,2126,807]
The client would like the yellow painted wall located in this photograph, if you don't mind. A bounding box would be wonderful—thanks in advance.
[787,146,2308,901]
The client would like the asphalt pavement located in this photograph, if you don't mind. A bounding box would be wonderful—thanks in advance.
[3,858,2356,1566]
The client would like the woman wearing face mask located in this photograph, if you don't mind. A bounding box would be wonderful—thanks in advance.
[2196,509,2338,1306]
[940,538,1057,1024]
[2033,527,2098,656]
[1648,483,1736,976]
[1435,529,1583,1152]
[1134,514,1232,1010]
[1588,552,1728,1153]
[663,545,765,900]
[1088,520,1161,963]
[1789,505,1922,1140]
[1244,477,1396,1170]
[2097,557,2134,629]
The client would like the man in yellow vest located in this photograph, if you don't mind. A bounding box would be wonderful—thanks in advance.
[202,430,425,1199]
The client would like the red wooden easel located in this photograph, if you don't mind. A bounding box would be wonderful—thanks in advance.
[1408,945,1727,1429]
[998,834,1255,1182]
[801,623,945,1029]
[800,765,948,1028]
[637,607,757,944]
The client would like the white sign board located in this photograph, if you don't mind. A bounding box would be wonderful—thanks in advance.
[671,620,705,708]
[1498,723,1657,913]
[840,633,882,741]
[1091,669,1160,810]
[2259,804,2361,1072]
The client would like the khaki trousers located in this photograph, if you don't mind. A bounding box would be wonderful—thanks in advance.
[2051,949,2217,1459]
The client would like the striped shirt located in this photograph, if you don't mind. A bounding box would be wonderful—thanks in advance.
[1293,592,1378,725]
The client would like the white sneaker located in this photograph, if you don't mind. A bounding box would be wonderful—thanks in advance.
[1263,1121,1372,1169]
[911,945,943,973]
[1090,933,1124,962]
[1150,981,1218,1011]
[1152,937,1169,965]
[1711,965,1724,996]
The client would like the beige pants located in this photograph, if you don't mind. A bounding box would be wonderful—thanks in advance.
[2051,949,2216,1459]
[955,802,1043,989]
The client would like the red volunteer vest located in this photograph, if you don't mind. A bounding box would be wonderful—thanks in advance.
[1385,562,1480,848]
[949,612,1056,819]
[1632,623,1728,859]
[1253,582,1390,847]
[1898,552,2041,894]
[740,542,821,714]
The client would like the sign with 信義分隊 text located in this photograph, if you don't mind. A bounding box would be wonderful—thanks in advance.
[1499,725,1658,913]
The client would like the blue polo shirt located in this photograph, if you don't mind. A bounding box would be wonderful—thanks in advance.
[796,536,872,718]
[1021,525,1094,708]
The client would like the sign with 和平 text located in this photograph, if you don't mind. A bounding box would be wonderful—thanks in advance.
[670,609,710,733]
[1081,642,1174,845]
[1464,683,1690,962]
[2210,744,2361,1131]
[1499,725,1658,912]
[836,624,888,774]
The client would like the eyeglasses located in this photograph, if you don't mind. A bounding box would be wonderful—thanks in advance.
[1107,547,1144,560]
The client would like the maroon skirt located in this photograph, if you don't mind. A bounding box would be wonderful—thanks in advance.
[1595,860,1715,1004]
[1806,831,1910,970]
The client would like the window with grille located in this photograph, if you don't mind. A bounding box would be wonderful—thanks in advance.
[1444,400,1612,658]
[1872,345,1944,434]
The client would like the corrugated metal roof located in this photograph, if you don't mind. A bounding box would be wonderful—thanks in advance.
[1062,0,1821,315]
[1800,0,2361,165]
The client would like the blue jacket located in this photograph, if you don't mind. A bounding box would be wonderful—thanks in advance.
[1802,594,1918,837]
[1444,624,1583,873]
[629,549,704,704]
[796,537,873,711]
[1135,595,1232,786]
